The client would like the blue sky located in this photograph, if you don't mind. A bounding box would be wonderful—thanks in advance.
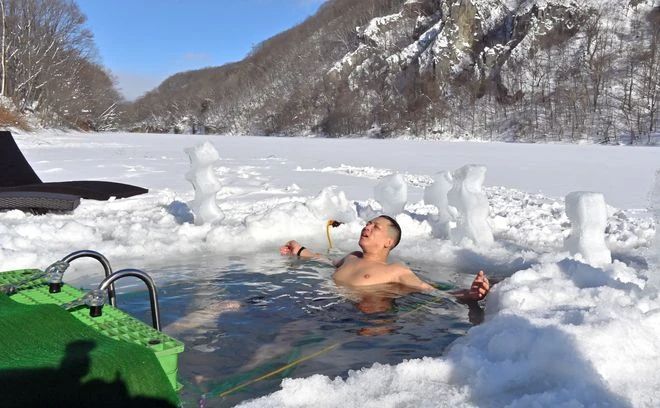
[77,0,325,100]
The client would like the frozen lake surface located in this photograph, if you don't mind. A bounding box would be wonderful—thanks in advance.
[2,131,659,407]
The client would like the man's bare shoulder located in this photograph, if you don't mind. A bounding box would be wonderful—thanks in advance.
[391,264,434,291]
[387,262,413,276]
[344,251,364,262]
[333,251,363,268]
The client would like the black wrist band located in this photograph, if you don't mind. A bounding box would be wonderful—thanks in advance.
[296,247,306,257]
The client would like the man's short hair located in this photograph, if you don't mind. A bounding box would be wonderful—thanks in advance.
[379,215,401,249]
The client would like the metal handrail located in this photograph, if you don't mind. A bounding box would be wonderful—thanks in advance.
[61,250,116,307]
[97,269,161,331]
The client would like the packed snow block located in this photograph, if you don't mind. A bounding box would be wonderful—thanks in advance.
[356,201,381,222]
[424,170,455,239]
[185,142,224,225]
[306,186,357,223]
[448,165,494,246]
[374,173,407,215]
[564,192,611,267]
[0,131,147,202]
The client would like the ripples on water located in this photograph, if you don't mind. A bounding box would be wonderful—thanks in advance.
[109,253,478,407]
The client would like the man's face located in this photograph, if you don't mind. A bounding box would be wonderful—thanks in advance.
[359,217,393,251]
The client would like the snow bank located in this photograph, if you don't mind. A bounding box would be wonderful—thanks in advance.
[306,186,358,223]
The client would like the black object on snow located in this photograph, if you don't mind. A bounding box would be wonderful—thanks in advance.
[0,131,148,203]
[0,191,80,213]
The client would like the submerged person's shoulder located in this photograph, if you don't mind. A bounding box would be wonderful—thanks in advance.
[388,262,412,274]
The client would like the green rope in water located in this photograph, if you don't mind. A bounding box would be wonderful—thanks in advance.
[208,343,340,400]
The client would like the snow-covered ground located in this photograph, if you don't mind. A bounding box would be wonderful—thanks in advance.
[3,131,660,407]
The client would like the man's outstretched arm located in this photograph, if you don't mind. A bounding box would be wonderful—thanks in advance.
[397,269,490,299]
[398,268,435,292]
[280,240,318,258]
[280,240,362,267]
[280,240,339,265]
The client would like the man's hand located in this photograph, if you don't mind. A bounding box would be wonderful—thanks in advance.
[467,271,490,300]
[451,271,490,302]
[280,240,303,256]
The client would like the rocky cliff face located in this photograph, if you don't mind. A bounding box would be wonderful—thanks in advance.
[125,0,659,143]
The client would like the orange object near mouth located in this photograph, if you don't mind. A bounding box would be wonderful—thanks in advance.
[326,219,344,249]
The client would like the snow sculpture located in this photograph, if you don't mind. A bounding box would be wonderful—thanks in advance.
[448,165,494,246]
[185,142,224,225]
[564,192,611,266]
[424,171,455,239]
[374,173,407,215]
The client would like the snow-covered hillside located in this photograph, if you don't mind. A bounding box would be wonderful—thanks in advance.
[325,0,659,141]
[127,0,659,143]
[3,131,660,406]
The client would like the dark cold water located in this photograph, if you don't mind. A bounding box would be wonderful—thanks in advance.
[109,253,479,407]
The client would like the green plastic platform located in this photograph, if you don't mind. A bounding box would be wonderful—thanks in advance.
[0,269,184,395]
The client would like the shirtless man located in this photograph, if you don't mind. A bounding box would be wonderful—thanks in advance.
[280,215,490,303]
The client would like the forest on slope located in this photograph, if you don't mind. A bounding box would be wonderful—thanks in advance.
[0,0,121,130]
[0,0,656,143]
[124,0,659,144]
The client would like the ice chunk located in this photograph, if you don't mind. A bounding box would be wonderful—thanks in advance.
[184,142,225,225]
[448,165,493,246]
[306,187,357,223]
[374,173,407,215]
[424,170,455,239]
[564,192,611,267]
[356,200,381,221]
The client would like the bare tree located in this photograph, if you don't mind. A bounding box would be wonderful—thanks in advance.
[0,0,121,129]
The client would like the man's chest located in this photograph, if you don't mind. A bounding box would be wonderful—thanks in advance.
[334,261,395,286]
